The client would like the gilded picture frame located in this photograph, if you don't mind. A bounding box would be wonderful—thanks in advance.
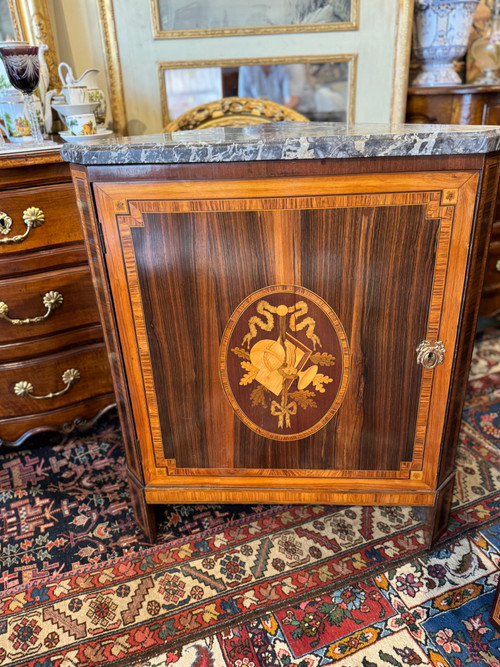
[158,54,357,129]
[151,0,359,39]
[0,0,59,89]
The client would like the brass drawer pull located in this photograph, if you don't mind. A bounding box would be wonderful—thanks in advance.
[0,290,63,325]
[496,260,500,272]
[14,368,81,400]
[0,207,45,245]
[416,340,446,369]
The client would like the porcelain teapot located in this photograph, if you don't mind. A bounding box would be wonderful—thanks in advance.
[58,61,107,126]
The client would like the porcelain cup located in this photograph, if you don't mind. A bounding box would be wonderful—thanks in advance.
[65,113,96,136]
[62,85,89,105]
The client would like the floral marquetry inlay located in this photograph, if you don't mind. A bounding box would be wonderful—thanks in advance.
[220,285,350,441]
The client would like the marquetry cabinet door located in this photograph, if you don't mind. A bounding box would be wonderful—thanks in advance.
[93,170,478,505]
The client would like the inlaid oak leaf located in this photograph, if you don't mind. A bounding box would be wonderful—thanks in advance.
[240,361,258,385]
[231,347,251,361]
[312,374,333,393]
[250,385,268,408]
[310,352,336,366]
[289,390,317,409]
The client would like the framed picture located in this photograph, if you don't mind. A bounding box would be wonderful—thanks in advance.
[151,0,359,39]
[158,55,356,128]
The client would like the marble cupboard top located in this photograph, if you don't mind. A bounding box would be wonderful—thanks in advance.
[59,122,500,165]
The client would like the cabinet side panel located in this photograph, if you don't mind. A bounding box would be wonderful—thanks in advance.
[71,167,141,482]
[439,156,500,485]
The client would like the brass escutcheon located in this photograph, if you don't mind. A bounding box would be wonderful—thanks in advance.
[416,340,446,369]
[0,211,13,235]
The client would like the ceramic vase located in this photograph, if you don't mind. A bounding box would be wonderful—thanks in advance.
[412,0,480,86]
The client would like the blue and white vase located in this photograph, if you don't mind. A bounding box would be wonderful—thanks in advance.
[412,0,480,86]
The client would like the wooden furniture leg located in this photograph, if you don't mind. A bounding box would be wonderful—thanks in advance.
[127,471,157,542]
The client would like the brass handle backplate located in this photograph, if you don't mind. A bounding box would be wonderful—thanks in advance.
[0,207,45,245]
[496,259,500,272]
[14,368,81,400]
[416,340,446,369]
[0,291,63,325]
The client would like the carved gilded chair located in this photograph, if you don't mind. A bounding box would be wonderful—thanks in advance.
[164,96,308,132]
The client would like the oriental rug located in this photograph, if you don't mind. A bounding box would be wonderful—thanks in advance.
[141,526,500,667]
[1,332,500,667]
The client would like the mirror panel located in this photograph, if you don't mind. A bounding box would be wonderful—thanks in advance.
[161,57,354,127]
[153,0,358,37]
[0,0,19,41]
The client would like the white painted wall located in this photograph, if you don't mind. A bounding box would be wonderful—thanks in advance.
[48,0,408,135]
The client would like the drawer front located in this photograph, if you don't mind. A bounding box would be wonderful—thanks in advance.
[0,394,116,446]
[0,324,105,364]
[0,158,69,191]
[0,266,101,346]
[0,244,89,280]
[478,289,500,318]
[0,343,112,418]
[481,239,500,290]
[0,184,82,257]
[479,236,500,317]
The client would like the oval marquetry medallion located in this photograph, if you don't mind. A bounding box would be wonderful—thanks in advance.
[220,285,350,441]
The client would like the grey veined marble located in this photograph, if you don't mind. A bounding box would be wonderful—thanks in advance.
[59,122,500,165]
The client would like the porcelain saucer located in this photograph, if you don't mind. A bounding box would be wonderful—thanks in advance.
[59,129,113,143]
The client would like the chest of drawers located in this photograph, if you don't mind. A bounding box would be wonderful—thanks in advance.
[0,150,115,448]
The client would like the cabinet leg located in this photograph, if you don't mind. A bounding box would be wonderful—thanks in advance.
[127,471,157,542]
[424,475,455,547]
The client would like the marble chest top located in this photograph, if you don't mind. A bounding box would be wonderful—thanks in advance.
[59,122,500,165]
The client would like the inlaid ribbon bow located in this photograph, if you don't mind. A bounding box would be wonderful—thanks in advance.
[271,400,297,428]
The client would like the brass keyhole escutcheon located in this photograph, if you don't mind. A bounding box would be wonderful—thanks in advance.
[416,340,446,369]
[0,211,13,236]
[0,207,44,245]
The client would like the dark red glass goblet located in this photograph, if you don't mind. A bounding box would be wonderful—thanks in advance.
[0,45,44,143]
